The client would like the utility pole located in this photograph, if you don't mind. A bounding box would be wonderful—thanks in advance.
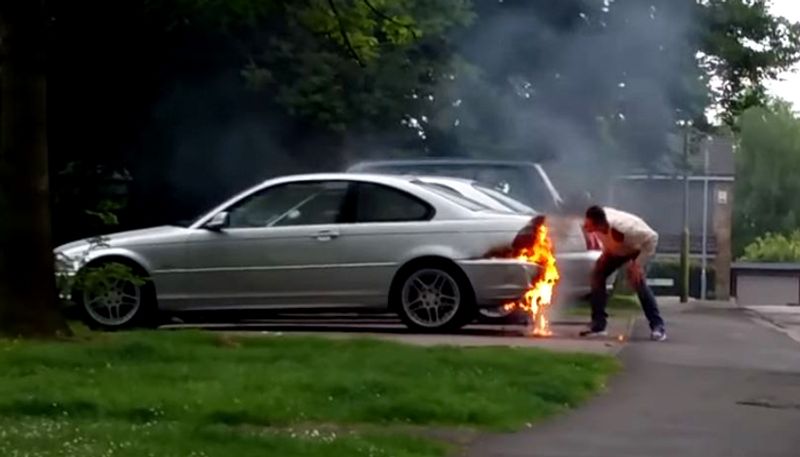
[680,122,691,303]
[700,138,710,300]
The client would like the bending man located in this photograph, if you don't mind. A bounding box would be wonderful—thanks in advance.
[581,205,667,341]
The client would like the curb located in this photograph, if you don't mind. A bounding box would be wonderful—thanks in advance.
[744,308,800,345]
[624,314,637,339]
[742,307,786,329]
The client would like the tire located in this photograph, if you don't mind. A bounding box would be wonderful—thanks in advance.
[392,261,475,332]
[76,260,158,331]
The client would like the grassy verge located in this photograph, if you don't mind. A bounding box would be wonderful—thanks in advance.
[0,330,618,456]
[565,294,641,318]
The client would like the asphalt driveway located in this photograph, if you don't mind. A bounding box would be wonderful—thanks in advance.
[465,303,800,457]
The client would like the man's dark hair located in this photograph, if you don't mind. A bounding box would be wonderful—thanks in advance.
[585,205,607,224]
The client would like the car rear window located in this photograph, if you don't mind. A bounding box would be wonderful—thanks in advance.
[472,183,536,214]
[354,183,433,222]
[413,181,493,211]
[355,163,554,210]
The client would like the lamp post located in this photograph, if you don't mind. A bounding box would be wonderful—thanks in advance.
[679,121,692,303]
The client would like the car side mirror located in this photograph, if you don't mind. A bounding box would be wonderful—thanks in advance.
[205,211,229,231]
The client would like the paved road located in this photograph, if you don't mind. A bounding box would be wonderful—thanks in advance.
[466,304,800,457]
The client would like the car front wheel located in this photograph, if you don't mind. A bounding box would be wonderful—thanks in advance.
[77,261,156,330]
[394,263,474,332]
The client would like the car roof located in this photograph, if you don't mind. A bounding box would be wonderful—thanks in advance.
[411,175,475,185]
[190,172,496,229]
[263,172,497,191]
[259,172,419,186]
[348,159,542,169]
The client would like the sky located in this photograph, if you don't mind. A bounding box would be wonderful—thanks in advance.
[767,0,800,108]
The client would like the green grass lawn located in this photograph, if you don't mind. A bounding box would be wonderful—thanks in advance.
[0,329,618,456]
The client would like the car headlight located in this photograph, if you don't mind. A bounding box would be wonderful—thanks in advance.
[54,255,80,274]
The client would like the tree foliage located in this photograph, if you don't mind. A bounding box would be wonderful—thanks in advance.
[741,230,800,262]
[734,100,800,254]
[699,0,800,125]
[146,0,473,132]
[137,0,800,159]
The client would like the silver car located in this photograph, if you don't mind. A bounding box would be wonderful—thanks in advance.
[56,173,560,331]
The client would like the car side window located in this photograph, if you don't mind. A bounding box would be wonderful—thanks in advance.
[355,183,433,223]
[227,181,348,228]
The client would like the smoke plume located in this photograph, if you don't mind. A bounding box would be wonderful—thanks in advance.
[427,0,704,200]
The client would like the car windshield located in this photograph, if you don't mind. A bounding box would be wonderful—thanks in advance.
[413,181,494,212]
[472,183,536,214]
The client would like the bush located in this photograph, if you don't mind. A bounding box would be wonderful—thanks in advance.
[741,231,800,262]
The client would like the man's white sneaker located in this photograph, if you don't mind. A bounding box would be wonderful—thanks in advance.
[651,328,667,342]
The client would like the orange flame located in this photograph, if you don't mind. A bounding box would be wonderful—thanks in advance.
[513,222,560,336]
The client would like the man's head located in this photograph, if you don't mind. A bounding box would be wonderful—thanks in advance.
[584,205,609,234]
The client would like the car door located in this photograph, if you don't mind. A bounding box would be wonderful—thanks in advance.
[333,182,437,307]
[173,180,352,310]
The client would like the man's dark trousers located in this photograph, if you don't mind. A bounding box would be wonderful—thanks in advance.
[590,252,665,332]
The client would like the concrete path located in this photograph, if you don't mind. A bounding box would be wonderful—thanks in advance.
[228,319,631,355]
[465,303,800,457]
[167,313,633,355]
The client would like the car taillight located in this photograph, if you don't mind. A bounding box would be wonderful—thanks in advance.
[512,226,532,254]
[512,215,546,255]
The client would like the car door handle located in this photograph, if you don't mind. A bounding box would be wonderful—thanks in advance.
[314,230,340,241]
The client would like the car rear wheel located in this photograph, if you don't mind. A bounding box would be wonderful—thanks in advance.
[77,261,157,330]
[394,263,474,332]
[478,304,529,325]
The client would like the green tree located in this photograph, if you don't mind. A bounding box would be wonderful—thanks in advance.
[0,0,71,337]
[734,100,800,254]
[700,0,800,125]
[148,0,473,133]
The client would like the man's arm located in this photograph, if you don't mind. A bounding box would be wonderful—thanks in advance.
[634,230,658,265]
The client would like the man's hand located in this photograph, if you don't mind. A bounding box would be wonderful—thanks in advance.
[627,260,644,287]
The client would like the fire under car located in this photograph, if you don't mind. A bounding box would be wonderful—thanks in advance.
[55,173,599,331]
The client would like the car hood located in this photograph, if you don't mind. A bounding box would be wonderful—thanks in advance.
[55,226,187,254]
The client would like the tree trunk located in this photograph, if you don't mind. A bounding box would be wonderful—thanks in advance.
[0,1,71,337]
